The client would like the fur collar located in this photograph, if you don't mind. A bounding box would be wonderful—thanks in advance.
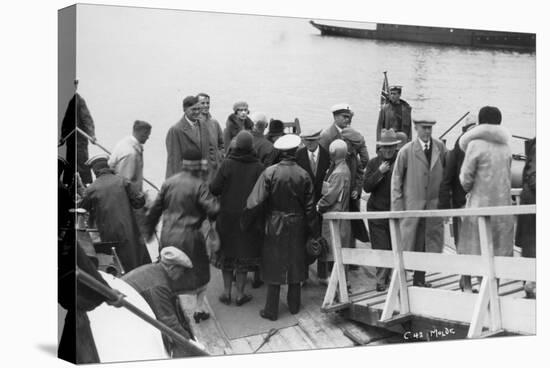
[459,124,511,151]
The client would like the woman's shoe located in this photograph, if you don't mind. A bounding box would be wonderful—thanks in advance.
[376,284,387,292]
[259,309,277,321]
[218,294,231,306]
[193,311,210,323]
[235,294,253,306]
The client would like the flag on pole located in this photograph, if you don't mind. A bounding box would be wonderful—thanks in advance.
[380,71,389,107]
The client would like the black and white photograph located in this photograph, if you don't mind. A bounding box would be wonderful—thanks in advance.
[6,0,545,367]
[55,2,539,364]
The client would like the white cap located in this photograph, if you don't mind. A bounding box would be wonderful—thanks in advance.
[160,246,193,268]
[330,103,352,114]
[273,134,301,150]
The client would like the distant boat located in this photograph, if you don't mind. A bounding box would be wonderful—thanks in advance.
[310,20,535,52]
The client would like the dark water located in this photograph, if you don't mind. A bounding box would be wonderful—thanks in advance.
[70,5,536,188]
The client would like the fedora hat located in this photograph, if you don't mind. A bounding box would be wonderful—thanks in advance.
[377,129,401,146]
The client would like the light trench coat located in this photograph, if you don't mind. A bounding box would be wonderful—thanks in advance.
[391,138,447,253]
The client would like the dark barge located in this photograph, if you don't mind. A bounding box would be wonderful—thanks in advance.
[310,20,535,52]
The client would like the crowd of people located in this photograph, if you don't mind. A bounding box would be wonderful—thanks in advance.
[58,85,536,362]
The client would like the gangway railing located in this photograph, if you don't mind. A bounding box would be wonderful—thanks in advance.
[322,205,536,338]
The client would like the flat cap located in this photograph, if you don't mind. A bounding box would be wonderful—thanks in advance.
[273,134,301,151]
[160,246,193,268]
[389,85,402,92]
[413,116,436,126]
[183,95,200,110]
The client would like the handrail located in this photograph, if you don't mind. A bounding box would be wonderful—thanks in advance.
[324,204,535,220]
[76,267,209,357]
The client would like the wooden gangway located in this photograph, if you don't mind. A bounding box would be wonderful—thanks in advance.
[322,204,536,339]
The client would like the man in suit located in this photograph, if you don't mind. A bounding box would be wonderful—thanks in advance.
[165,96,211,180]
[391,117,446,287]
[319,103,353,151]
[197,92,225,182]
[296,128,331,281]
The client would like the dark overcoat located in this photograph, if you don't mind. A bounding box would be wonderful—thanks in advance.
[61,93,96,185]
[223,113,254,153]
[209,149,264,260]
[376,100,412,141]
[252,130,275,167]
[295,145,331,203]
[146,171,219,292]
[516,138,536,257]
[165,116,211,179]
[364,154,396,251]
[243,159,318,284]
[80,169,150,272]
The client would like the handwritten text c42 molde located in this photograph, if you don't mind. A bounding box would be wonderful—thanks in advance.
[403,327,456,341]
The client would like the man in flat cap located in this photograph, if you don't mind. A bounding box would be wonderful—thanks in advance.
[123,246,199,358]
[296,128,331,280]
[165,96,212,180]
[243,134,319,321]
[376,85,412,142]
[319,103,353,151]
[80,154,152,273]
[391,118,446,287]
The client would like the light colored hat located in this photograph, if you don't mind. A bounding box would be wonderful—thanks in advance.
[330,103,352,114]
[273,134,301,151]
[250,112,268,124]
[85,153,109,167]
[329,139,348,156]
[299,127,322,141]
[413,116,436,126]
[377,129,400,146]
[389,85,402,93]
[395,131,409,145]
[160,246,193,268]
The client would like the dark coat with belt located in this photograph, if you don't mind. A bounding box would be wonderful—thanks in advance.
[123,263,192,357]
[61,93,96,185]
[223,113,254,153]
[364,154,396,252]
[210,149,264,260]
[243,158,318,284]
[295,145,331,203]
[80,168,151,273]
[165,116,211,179]
[515,138,536,257]
[376,100,412,141]
[146,171,219,292]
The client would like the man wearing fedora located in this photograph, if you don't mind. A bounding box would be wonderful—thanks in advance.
[376,85,412,142]
[364,129,401,291]
[243,134,318,321]
[391,118,446,287]
[296,128,331,280]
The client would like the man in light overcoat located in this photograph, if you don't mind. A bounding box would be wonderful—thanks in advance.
[391,118,446,287]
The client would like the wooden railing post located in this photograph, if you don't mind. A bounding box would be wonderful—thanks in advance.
[381,218,410,320]
[326,219,349,304]
[467,215,503,337]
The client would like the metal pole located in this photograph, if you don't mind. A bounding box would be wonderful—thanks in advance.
[75,267,209,357]
[439,111,470,140]
[75,126,160,191]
